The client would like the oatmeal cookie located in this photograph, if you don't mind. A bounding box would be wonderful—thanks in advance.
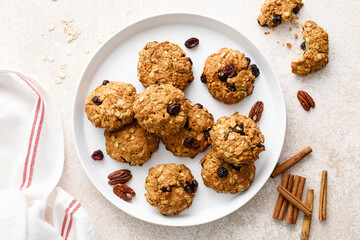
[162,100,214,158]
[145,163,198,215]
[210,112,265,166]
[133,84,187,137]
[291,20,329,76]
[104,121,159,166]
[137,41,194,91]
[200,149,255,194]
[85,81,136,131]
[203,48,258,104]
[257,0,303,28]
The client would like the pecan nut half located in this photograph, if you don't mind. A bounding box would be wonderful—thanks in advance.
[297,90,315,111]
[113,184,136,202]
[108,169,132,185]
[249,101,264,122]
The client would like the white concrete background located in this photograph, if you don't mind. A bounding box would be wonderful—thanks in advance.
[1,0,359,239]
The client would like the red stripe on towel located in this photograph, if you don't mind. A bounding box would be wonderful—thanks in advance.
[65,202,82,240]
[61,199,77,237]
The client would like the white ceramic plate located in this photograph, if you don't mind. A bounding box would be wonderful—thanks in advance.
[72,13,286,227]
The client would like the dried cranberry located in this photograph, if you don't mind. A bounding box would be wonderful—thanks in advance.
[245,57,251,68]
[250,64,260,78]
[92,96,102,105]
[195,103,203,109]
[181,181,197,193]
[227,85,237,92]
[218,71,228,82]
[183,137,200,150]
[292,5,300,14]
[203,129,210,140]
[91,150,104,160]
[184,37,199,49]
[188,57,193,66]
[161,186,171,192]
[102,80,109,85]
[257,142,265,148]
[184,119,190,130]
[167,103,181,116]
[217,167,228,178]
[234,123,245,135]
[225,65,237,78]
[229,164,241,171]
[192,180,198,188]
[200,72,207,83]
[272,15,282,25]
[300,41,306,51]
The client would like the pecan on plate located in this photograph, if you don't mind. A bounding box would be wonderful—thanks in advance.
[297,90,315,111]
[108,169,132,185]
[249,101,264,122]
[113,184,136,202]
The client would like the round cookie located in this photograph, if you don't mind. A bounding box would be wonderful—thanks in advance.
[145,163,198,215]
[203,48,258,104]
[162,100,214,158]
[210,112,265,166]
[257,0,303,28]
[137,41,194,91]
[85,81,136,131]
[200,149,255,194]
[133,84,187,137]
[291,20,329,76]
[104,121,159,166]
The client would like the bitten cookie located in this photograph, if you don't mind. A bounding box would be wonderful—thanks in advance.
[85,81,136,131]
[104,121,159,166]
[162,100,214,158]
[257,0,303,28]
[145,163,198,215]
[137,41,194,91]
[291,20,329,76]
[203,48,259,104]
[200,149,255,194]
[210,112,265,166]
[133,84,187,137]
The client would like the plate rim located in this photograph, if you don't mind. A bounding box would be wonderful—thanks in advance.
[72,12,286,227]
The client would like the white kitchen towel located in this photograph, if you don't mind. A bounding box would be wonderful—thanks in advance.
[0,70,97,240]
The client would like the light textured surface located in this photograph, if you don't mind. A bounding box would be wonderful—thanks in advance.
[1,0,359,239]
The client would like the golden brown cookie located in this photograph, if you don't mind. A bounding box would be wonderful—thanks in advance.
[210,112,265,166]
[133,84,188,137]
[85,81,136,131]
[145,163,198,215]
[104,121,159,166]
[137,41,194,91]
[203,48,259,104]
[200,149,255,194]
[257,0,303,28]
[291,20,329,76]
[162,100,214,158]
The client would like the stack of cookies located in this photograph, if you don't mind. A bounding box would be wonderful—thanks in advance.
[84,40,265,215]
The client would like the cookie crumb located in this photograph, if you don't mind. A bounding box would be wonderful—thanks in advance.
[294,33,298,39]
[48,25,55,31]
[289,27,292,31]
[286,43,292,48]
[282,44,285,46]
[277,41,280,44]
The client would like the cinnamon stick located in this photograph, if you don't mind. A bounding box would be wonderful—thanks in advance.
[301,189,314,240]
[285,175,301,224]
[319,170,327,221]
[293,176,306,224]
[273,173,289,219]
[278,174,294,220]
[277,185,312,217]
[271,146,312,178]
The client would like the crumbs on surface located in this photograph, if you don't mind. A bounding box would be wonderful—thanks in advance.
[264,32,270,35]
[286,43,292,48]
[294,33,298,39]
[61,17,81,43]
[289,27,292,31]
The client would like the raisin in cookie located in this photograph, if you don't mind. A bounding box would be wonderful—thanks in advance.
[210,112,265,166]
[291,20,329,76]
[137,41,194,91]
[85,81,136,131]
[257,0,303,28]
[133,84,187,137]
[104,121,159,166]
[200,149,255,194]
[203,48,259,104]
[162,100,214,158]
[145,163,198,215]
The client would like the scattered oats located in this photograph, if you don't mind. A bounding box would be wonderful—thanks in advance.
[82,47,90,54]
[286,43,292,48]
[57,73,66,79]
[55,78,63,84]
[61,17,81,43]
[48,57,55,63]
[110,28,116,33]
[60,64,67,69]
[41,54,47,61]
[289,27,292,31]
[97,38,105,44]
[294,33,298,39]
[48,25,55,31]
[65,50,72,56]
